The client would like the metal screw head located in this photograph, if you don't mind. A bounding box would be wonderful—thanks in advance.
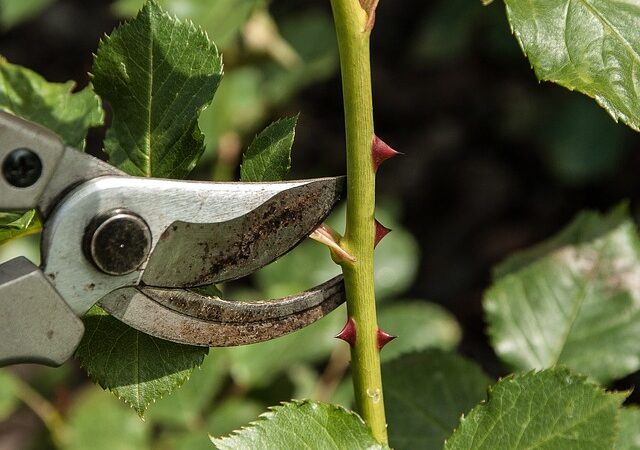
[84,209,152,276]
[2,148,43,188]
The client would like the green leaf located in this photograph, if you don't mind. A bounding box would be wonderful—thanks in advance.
[383,350,491,450]
[0,370,20,421]
[616,407,640,450]
[210,400,389,449]
[0,57,103,148]
[378,302,461,362]
[0,0,54,30]
[486,206,640,383]
[503,0,640,131]
[75,306,208,417]
[445,368,626,450]
[0,57,102,243]
[92,0,223,178]
[240,115,297,182]
[67,386,150,450]
[79,0,224,415]
[0,211,41,246]
[112,0,258,49]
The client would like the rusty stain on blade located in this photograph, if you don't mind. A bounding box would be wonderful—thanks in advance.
[141,177,345,288]
[98,276,345,346]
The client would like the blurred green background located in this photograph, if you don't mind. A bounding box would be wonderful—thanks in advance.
[1,0,639,448]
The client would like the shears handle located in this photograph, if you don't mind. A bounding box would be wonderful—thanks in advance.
[0,257,83,366]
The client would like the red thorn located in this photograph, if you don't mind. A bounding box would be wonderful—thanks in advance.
[374,219,391,248]
[372,135,400,171]
[377,328,396,350]
[335,317,357,347]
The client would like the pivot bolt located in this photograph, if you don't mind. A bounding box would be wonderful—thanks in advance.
[84,210,152,276]
[2,148,42,188]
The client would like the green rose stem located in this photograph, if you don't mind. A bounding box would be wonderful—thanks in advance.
[329,0,388,443]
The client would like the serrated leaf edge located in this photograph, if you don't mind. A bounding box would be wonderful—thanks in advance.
[503,2,639,132]
[92,0,224,176]
[77,337,207,417]
[209,399,368,445]
[80,356,206,421]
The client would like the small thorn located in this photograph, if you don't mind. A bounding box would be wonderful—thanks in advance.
[374,219,391,248]
[372,135,401,171]
[376,328,396,350]
[335,317,357,347]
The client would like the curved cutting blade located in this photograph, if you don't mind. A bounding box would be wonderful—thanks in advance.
[98,276,345,346]
[141,176,345,287]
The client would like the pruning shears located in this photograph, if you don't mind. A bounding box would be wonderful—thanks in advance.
[0,111,346,367]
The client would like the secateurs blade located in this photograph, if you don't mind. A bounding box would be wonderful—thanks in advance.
[0,111,346,366]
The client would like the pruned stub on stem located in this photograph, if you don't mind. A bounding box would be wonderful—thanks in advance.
[358,0,380,31]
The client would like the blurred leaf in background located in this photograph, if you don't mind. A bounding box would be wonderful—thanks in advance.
[486,205,640,384]
[383,351,491,450]
[616,407,640,450]
[378,302,460,362]
[200,7,337,176]
[0,57,103,149]
[0,370,20,422]
[67,386,150,450]
[113,0,259,49]
[146,353,228,429]
[0,0,54,31]
[0,57,102,246]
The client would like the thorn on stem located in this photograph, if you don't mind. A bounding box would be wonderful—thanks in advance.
[372,135,401,172]
[335,317,357,347]
[374,219,391,248]
[376,328,396,350]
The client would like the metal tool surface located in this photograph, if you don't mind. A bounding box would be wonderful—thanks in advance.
[0,111,346,366]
